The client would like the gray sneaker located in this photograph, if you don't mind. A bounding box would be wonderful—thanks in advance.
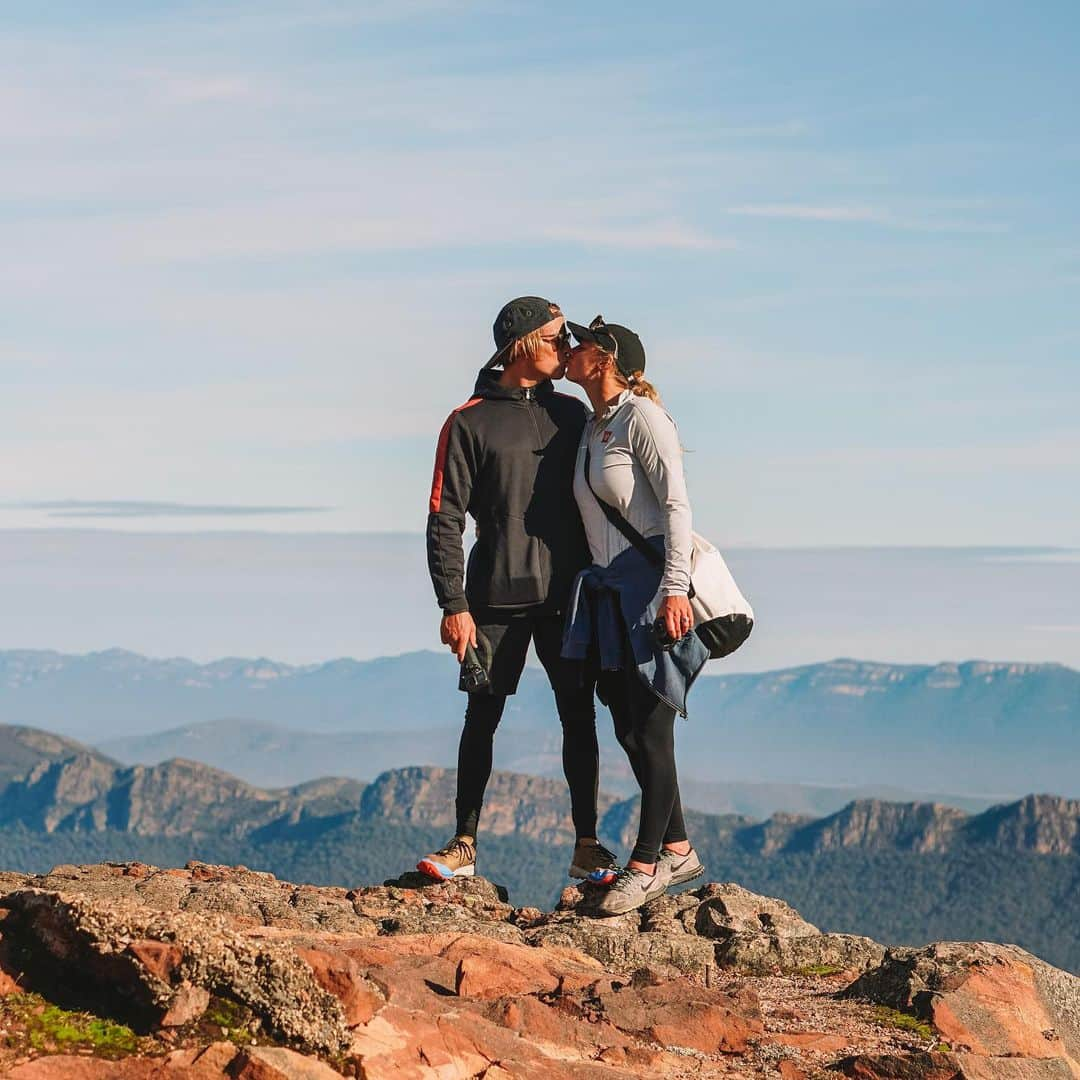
[594,865,670,916]
[658,846,704,886]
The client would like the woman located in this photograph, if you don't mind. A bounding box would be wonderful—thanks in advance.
[561,316,709,916]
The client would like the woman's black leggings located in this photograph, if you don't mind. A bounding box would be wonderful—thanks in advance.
[599,663,687,864]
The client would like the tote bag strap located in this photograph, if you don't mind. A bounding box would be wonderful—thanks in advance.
[583,444,695,598]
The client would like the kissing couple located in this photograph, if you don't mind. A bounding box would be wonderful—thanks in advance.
[419,295,713,917]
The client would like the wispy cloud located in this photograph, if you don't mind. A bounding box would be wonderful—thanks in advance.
[729,204,883,222]
[19,501,329,519]
[727,203,1007,233]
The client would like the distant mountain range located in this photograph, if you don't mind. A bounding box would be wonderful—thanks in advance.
[1,722,1079,972]
[95,717,999,818]
[3,723,1079,853]
[2,648,1076,802]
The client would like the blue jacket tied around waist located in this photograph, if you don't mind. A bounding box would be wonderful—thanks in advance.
[560,537,709,718]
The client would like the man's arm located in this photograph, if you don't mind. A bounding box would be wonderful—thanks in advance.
[426,403,479,616]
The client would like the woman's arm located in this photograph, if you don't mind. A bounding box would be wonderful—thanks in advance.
[627,401,693,597]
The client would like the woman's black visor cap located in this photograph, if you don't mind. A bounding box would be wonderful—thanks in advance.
[567,318,646,379]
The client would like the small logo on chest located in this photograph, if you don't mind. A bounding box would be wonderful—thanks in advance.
[601,430,613,444]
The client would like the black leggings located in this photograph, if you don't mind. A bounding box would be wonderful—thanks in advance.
[599,664,687,864]
[455,683,599,840]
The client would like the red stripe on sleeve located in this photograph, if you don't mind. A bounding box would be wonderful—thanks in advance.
[428,398,482,514]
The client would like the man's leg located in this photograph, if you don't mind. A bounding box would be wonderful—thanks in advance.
[417,611,531,881]
[450,610,533,836]
[454,692,507,838]
[532,614,599,840]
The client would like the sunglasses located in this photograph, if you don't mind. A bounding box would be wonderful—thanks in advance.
[541,326,571,348]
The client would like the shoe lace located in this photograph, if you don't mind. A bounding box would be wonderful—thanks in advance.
[594,843,618,866]
[438,837,475,862]
[609,866,641,892]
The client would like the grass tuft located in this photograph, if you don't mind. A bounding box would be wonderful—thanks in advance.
[871,1006,937,1042]
[1,995,139,1058]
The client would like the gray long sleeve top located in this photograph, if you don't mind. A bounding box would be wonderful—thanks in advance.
[572,390,693,596]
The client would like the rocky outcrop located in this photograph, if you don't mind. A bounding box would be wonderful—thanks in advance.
[967,795,1080,855]
[0,862,1078,1078]
[843,941,1080,1074]
[527,880,885,980]
[0,755,363,838]
[360,765,629,846]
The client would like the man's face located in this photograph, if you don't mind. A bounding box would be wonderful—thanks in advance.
[533,316,571,379]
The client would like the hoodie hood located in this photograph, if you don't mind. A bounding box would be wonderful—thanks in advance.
[472,367,557,402]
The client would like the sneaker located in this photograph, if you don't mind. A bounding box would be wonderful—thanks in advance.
[594,864,670,916]
[658,845,705,886]
[416,836,476,882]
[568,839,620,886]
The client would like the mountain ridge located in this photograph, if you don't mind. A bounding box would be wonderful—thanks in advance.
[0,726,1077,857]
[5,647,1078,798]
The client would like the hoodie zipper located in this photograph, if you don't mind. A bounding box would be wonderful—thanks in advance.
[522,387,550,597]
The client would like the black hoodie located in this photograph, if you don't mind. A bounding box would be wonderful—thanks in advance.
[426,368,590,615]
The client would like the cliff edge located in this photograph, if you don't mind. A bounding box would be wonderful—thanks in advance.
[0,862,1075,1078]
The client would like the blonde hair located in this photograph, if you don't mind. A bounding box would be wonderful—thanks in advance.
[615,368,661,404]
[505,327,544,367]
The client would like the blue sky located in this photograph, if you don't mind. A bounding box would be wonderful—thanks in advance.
[2,0,1078,545]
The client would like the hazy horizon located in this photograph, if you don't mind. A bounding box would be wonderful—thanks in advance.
[2,528,1076,672]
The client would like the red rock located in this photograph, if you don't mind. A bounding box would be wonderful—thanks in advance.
[361,954,460,1011]
[127,939,183,983]
[231,1045,344,1079]
[834,1053,962,1080]
[779,1061,809,1080]
[296,947,384,1027]
[350,1003,489,1079]
[4,1058,161,1078]
[597,977,764,1054]
[928,960,1063,1060]
[847,942,1080,1073]
[490,994,618,1055]
[0,967,22,995]
[159,980,210,1026]
[950,1052,1076,1079]
[444,935,601,1000]
[165,1040,240,1075]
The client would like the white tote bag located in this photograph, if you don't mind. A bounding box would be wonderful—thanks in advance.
[686,531,754,658]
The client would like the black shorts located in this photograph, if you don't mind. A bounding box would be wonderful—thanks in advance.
[469,607,583,697]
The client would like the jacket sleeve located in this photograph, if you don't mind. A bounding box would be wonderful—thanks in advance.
[426,408,479,614]
[627,402,693,596]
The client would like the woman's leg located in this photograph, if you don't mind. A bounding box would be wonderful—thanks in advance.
[621,672,680,866]
[601,663,682,868]
[663,789,689,848]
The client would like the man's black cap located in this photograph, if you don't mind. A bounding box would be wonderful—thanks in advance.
[567,315,646,380]
[487,296,563,366]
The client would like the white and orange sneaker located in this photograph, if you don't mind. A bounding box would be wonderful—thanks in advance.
[417,836,477,881]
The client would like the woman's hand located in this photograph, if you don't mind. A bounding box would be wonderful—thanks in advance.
[441,611,478,662]
[659,594,694,643]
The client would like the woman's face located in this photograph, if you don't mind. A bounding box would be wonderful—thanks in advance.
[565,340,610,385]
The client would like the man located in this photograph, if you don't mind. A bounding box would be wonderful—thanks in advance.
[418,296,619,885]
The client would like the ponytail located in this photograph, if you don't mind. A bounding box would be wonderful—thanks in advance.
[617,369,661,404]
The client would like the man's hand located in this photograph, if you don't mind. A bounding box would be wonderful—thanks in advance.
[441,611,478,663]
[659,594,694,643]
